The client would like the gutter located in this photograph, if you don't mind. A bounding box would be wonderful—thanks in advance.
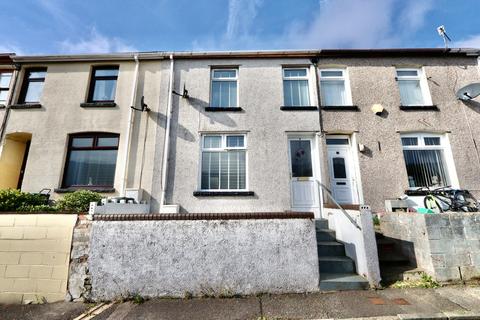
[159,54,174,210]
[11,48,480,64]
[120,54,140,196]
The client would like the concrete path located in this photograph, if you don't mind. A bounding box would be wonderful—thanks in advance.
[2,286,480,319]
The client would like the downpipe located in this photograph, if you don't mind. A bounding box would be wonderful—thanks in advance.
[120,54,140,196]
[159,54,174,210]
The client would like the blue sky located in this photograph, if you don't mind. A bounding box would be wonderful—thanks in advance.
[1,0,479,55]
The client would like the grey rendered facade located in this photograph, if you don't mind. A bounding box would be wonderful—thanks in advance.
[1,49,480,213]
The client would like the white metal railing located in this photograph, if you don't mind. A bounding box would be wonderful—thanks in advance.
[315,180,361,230]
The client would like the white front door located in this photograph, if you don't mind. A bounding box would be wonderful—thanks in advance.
[326,137,358,204]
[288,137,319,211]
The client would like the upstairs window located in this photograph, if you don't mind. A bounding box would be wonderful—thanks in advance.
[210,69,238,108]
[88,66,119,103]
[200,134,246,190]
[63,133,119,188]
[396,68,431,106]
[401,133,451,188]
[0,72,12,105]
[18,68,47,104]
[319,69,351,106]
[283,68,310,106]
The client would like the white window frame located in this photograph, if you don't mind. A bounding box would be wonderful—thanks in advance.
[210,68,238,108]
[282,67,314,106]
[401,132,458,189]
[199,133,248,191]
[318,68,353,106]
[396,68,432,106]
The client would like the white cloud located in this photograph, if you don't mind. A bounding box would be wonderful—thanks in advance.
[192,0,435,51]
[59,28,137,54]
[455,34,480,48]
[192,0,264,50]
[284,0,435,49]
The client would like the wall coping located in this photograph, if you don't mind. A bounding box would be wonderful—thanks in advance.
[93,212,314,221]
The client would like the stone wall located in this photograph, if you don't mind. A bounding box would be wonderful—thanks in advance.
[88,219,319,301]
[66,215,92,302]
[0,214,77,304]
[380,212,480,282]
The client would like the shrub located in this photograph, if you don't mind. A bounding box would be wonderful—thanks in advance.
[55,190,102,212]
[0,189,49,212]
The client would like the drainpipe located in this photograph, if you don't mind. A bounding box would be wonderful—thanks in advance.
[120,54,140,196]
[0,64,21,147]
[311,57,326,219]
[159,54,174,210]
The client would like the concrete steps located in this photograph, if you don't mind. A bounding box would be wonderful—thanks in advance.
[315,219,369,291]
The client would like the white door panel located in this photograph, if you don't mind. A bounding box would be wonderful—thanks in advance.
[288,138,319,210]
[327,140,358,204]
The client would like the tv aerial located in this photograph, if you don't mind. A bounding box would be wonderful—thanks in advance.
[437,25,451,49]
[455,83,480,101]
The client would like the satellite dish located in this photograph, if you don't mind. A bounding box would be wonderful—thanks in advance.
[456,83,480,101]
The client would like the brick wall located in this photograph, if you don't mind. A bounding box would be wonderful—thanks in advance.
[0,214,77,304]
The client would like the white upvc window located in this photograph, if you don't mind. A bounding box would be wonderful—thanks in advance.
[319,69,352,106]
[283,68,311,106]
[200,134,247,191]
[401,133,457,188]
[0,72,12,105]
[396,68,432,106]
[210,69,238,108]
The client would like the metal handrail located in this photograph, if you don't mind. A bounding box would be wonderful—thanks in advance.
[315,180,361,230]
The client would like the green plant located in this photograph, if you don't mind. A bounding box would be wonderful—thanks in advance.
[17,204,58,212]
[132,294,145,304]
[391,272,440,289]
[55,190,102,212]
[373,215,380,226]
[0,189,49,212]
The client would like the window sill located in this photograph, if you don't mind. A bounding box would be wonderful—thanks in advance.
[321,105,360,111]
[399,105,438,111]
[280,106,318,111]
[10,103,42,109]
[54,187,116,193]
[80,102,117,108]
[193,191,255,197]
[205,107,243,112]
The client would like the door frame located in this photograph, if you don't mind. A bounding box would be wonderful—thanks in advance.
[325,134,361,205]
[287,134,321,216]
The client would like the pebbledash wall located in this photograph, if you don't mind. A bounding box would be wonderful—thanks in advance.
[380,212,480,282]
[0,214,76,304]
[87,218,319,300]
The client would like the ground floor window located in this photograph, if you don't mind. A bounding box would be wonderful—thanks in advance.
[63,133,119,188]
[200,134,246,190]
[401,133,450,188]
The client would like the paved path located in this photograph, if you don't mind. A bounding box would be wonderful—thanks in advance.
[92,286,480,320]
[2,286,480,319]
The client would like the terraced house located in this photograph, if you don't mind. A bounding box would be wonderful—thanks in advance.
[1,48,479,215]
[1,48,480,293]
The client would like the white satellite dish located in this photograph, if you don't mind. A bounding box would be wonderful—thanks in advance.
[456,83,480,101]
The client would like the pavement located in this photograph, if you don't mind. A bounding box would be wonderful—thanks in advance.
[2,286,480,320]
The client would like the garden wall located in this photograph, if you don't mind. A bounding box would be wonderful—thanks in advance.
[0,214,77,304]
[380,212,480,282]
[88,217,319,300]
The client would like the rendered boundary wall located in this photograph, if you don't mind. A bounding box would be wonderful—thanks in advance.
[0,214,77,304]
[89,219,319,300]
